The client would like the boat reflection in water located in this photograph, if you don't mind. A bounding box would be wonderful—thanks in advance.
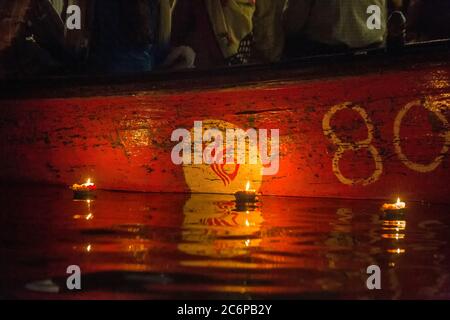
[1,187,450,299]
[179,194,263,263]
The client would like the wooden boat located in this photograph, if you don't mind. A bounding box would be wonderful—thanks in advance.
[1,41,449,203]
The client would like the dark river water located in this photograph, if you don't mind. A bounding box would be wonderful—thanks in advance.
[1,186,449,299]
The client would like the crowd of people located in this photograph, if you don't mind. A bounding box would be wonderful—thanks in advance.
[0,0,449,77]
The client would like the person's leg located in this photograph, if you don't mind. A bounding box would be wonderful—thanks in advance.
[388,6,407,50]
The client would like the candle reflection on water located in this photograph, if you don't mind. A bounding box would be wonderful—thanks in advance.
[34,189,448,298]
[178,194,264,262]
[73,200,94,220]
[382,214,407,257]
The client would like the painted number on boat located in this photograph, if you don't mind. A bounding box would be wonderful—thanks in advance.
[322,100,450,186]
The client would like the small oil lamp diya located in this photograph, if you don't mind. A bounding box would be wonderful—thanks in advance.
[234,181,258,210]
[71,178,96,200]
[382,198,406,213]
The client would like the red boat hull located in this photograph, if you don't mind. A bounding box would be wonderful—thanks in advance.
[1,54,450,202]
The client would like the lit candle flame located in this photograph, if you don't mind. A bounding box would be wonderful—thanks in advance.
[382,197,406,211]
[245,181,250,191]
[395,198,406,209]
[71,178,96,194]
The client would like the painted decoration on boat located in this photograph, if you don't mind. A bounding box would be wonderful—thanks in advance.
[0,66,449,202]
[181,120,263,194]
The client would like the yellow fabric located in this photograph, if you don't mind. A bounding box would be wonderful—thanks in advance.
[49,0,64,16]
[205,0,255,59]
[253,0,286,62]
[285,0,387,48]
[158,0,177,48]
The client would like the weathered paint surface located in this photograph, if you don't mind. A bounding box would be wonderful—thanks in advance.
[1,65,449,202]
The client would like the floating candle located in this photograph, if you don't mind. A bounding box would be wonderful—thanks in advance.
[382,198,406,211]
[234,181,257,204]
[71,178,97,199]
